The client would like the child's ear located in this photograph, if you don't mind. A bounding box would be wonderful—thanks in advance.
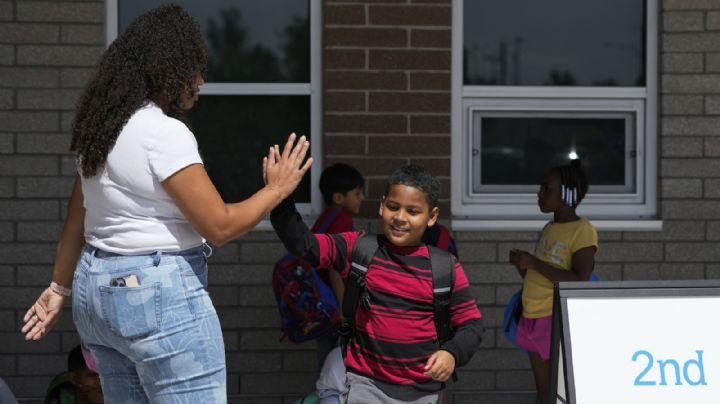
[332,192,344,206]
[427,206,440,227]
[378,196,386,217]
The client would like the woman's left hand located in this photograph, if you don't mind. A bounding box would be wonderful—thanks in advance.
[22,287,66,341]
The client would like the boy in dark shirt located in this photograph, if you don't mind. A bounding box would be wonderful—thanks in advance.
[272,164,482,403]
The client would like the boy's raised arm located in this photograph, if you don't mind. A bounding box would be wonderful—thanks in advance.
[271,197,320,265]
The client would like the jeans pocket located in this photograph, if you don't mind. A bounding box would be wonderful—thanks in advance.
[99,283,161,339]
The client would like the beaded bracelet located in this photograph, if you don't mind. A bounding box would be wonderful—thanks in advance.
[50,281,71,297]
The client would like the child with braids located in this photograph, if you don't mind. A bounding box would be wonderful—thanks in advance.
[508,159,598,404]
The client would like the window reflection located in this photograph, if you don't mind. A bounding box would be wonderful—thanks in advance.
[119,0,310,83]
[463,0,645,86]
[474,116,633,193]
[188,96,311,202]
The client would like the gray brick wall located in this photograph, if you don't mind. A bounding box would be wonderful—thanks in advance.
[1,1,719,403]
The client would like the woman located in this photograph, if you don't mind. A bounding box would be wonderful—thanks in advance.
[21,5,311,402]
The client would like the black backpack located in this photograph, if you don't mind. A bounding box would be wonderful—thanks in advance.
[339,233,455,351]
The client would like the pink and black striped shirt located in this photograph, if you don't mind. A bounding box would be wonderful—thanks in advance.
[271,198,483,390]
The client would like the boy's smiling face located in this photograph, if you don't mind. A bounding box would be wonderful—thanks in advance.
[379,184,439,247]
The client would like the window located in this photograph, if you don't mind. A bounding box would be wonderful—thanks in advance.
[452,0,658,225]
[107,0,322,214]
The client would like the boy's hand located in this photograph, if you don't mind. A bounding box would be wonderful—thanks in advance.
[263,133,312,199]
[424,350,456,382]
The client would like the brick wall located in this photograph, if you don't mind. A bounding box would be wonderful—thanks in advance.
[0,0,106,398]
[324,0,453,218]
[1,1,720,403]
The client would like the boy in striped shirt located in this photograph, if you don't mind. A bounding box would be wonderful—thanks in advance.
[271,165,482,403]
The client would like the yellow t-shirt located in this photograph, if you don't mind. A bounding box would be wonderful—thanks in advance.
[522,218,598,318]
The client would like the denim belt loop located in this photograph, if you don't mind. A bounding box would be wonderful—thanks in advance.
[152,251,162,267]
[202,243,213,259]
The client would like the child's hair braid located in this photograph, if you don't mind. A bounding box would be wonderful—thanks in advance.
[552,159,588,209]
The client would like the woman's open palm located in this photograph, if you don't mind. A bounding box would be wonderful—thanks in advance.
[263,133,313,199]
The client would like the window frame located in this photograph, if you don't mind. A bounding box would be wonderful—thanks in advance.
[451,0,660,230]
[106,0,323,216]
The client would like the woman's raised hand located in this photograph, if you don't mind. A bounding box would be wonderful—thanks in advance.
[263,133,313,200]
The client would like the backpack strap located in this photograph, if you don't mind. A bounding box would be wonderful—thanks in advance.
[316,208,342,233]
[339,232,380,355]
[428,245,455,345]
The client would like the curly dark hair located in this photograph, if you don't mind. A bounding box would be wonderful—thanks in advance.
[71,4,208,177]
[385,165,440,208]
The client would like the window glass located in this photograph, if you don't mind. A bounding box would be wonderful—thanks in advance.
[463,0,645,86]
[471,114,635,194]
[188,95,311,203]
[119,0,310,83]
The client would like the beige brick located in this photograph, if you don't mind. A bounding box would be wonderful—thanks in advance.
[708,220,720,239]
[0,67,58,88]
[60,24,103,45]
[663,32,720,52]
[664,11,705,31]
[662,136,703,157]
[665,0,720,10]
[0,44,13,65]
[16,2,103,23]
[17,45,103,66]
[661,178,703,198]
[663,117,720,135]
[705,178,720,197]
[663,53,703,73]
[662,158,720,177]
[706,137,720,156]
[663,200,720,219]
[662,95,703,115]
[17,89,80,110]
[663,74,720,93]
[708,11,720,29]
[0,23,59,44]
[666,242,720,261]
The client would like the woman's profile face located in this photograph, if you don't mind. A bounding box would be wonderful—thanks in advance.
[178,74,204,110]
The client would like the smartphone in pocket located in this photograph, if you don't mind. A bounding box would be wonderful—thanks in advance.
[110,274,140,287]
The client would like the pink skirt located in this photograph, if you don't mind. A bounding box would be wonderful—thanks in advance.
[514,315,552,361]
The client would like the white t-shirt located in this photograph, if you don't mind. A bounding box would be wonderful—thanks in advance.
[81,101,205,254]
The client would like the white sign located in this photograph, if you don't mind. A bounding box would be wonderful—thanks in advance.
[564,296,720,404]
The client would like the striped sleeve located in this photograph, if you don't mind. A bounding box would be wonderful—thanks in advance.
[449,258,482,326]
[313,231,360,278]
[441,258,483,368]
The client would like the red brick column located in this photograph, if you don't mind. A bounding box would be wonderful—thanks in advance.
[323,0,452,217]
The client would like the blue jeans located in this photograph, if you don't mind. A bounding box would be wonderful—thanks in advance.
[72,244,226,403]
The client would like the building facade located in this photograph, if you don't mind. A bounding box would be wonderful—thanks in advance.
[1,0,719,402]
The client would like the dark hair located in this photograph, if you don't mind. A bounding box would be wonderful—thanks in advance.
[68,345,87,372]
[551,159,589,208]
[319,163,365,206]
[385,165,440,208]
[71,4,208,177]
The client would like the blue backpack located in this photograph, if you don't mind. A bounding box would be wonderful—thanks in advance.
[272,210,342,343]
[502,272,599,346]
